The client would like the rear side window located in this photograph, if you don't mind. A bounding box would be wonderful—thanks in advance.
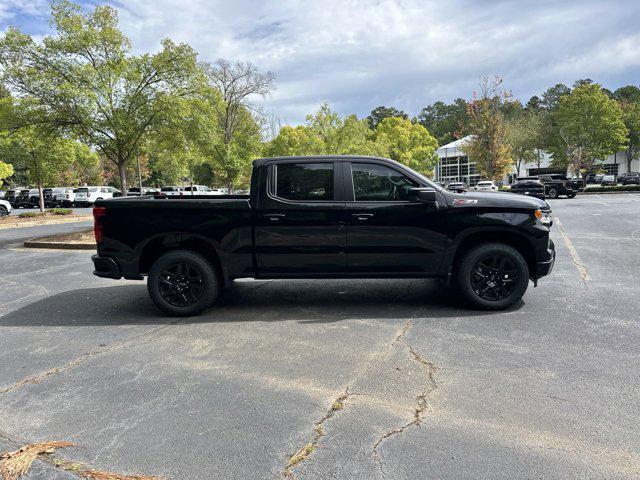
[275,163,334,201]
[351,163,417,201]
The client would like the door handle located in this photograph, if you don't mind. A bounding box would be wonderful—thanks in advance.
[352,213,374,221]
[264,213,286,221]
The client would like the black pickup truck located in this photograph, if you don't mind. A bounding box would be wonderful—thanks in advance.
[92,156,555,315]
[536,174,577,198]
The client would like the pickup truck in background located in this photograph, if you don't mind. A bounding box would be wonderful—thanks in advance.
[92,156,555,316]
[536,174,577,199]
[509,177,545,200]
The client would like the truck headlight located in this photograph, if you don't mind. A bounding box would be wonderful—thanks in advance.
[534,209,552,226]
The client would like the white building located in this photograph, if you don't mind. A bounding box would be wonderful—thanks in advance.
[435,135,640,185]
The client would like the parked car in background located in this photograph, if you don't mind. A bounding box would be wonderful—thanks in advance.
[210,188,229,195]
[509,177,545,200]
[4,189,21,206]
[27,188,55,208]
[536,174,576,198]
[585,173,603,184]
[127,187,159,196]
[0,198,11,217]
[622,172,640,185]
[14,189,32,208]
[473,181,498,192]
[601,174,616,186]
[74,186,120,207]
[24,188,40,208]
[446,182,467,192]
[182,185,218,195]
[159,186,184,196]
[53,187,77,207]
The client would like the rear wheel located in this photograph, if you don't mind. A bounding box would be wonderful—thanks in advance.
[567,193,576,198]
[456,243,529,310]
[547,187,558,199]
[0,206,7,217]
[148,249,219,316]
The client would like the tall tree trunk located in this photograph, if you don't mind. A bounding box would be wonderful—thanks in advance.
[627,147,633,174]
[226,175,233,194]
[118,160,127,194]
[38,184,44,213]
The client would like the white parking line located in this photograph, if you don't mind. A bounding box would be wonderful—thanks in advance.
[554,217,590,283]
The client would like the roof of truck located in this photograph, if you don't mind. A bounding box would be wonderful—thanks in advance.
[253,155,392,167]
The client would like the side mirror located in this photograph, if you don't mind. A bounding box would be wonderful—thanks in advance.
[408,187,438,206]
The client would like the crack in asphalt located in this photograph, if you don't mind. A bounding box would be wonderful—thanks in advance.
[372,323,439,478]
[0,319,183,395]
[283,388,351,479]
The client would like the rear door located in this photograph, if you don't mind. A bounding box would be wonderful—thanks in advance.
[255,160,347,275]
[343,161,446,274]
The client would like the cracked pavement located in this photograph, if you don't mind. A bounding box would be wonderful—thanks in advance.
[0,194,639,479]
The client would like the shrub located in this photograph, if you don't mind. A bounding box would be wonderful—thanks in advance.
[18,212,42,218]
[583,185,640,192]
[47,208,73,215]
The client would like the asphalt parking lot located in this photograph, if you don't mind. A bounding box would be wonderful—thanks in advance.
[0,194,639,479]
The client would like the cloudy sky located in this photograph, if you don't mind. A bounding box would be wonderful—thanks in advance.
[2,0,639,124]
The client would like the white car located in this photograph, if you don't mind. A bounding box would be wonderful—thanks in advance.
[0,198,11,217]
[474,181,498,192]
[74,186,120,207]
[182,185,218,195]
[159,186,184,196]
[53,187,76,207]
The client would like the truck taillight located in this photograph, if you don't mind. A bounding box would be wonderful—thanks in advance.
[93,206,106,244]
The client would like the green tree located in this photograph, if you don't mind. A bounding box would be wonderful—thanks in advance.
[551,83,627,177]
[619,100,640,173]
[417,99,468,145]
[0,159,13,187]
[505,112,544,175]
[540,84,571,111]
[0,127,97,211]
[202,59,274,192]
[462,77,513,181]
[366,106,408,130]
[264,125,324,157]
[613,85,640,104]
[373,117,438,176]
[0,0,199,192]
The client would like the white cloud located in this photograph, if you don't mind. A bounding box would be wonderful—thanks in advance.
[4,0,640,123]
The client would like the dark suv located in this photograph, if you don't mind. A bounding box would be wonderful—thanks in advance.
[622,173,640,185]
[536,174,576,199]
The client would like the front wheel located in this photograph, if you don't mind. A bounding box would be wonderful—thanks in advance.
[456,243,529,310]
[0,206,7,217]
[148,249,219,316]
[547,187,558,199]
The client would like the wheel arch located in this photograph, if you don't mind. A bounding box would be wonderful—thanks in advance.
[448,228,537,279]
[138,233,227,285]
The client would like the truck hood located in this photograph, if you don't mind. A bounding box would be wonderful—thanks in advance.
[446,190,548,210]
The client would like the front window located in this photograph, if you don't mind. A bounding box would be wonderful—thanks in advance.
[351,163,417,201]
[275,163,334,201]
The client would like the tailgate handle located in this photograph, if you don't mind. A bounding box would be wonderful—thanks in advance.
[264,213,286,221]
[352,213,374,221]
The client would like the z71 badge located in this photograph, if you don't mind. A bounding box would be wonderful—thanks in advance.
[453,198,479,205]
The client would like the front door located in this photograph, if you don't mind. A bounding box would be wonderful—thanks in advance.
[344,161,447,274]
[255,161,347,276]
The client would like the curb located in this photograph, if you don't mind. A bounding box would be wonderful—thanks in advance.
[23,239,96,250]
[578,190,640,195]
[0,215,92,230]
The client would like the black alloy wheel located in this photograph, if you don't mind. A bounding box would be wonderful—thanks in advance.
[470,254,518,301]
[547,187,558,199]
[455,242,529,310]
[158,262,205,307]
[148,249,219,316]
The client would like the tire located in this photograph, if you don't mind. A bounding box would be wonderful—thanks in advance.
[455,243,529,310]
[0,206,7,218]
[147,249,219,316]
[547,187,558,199]
[567,193,576,198]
